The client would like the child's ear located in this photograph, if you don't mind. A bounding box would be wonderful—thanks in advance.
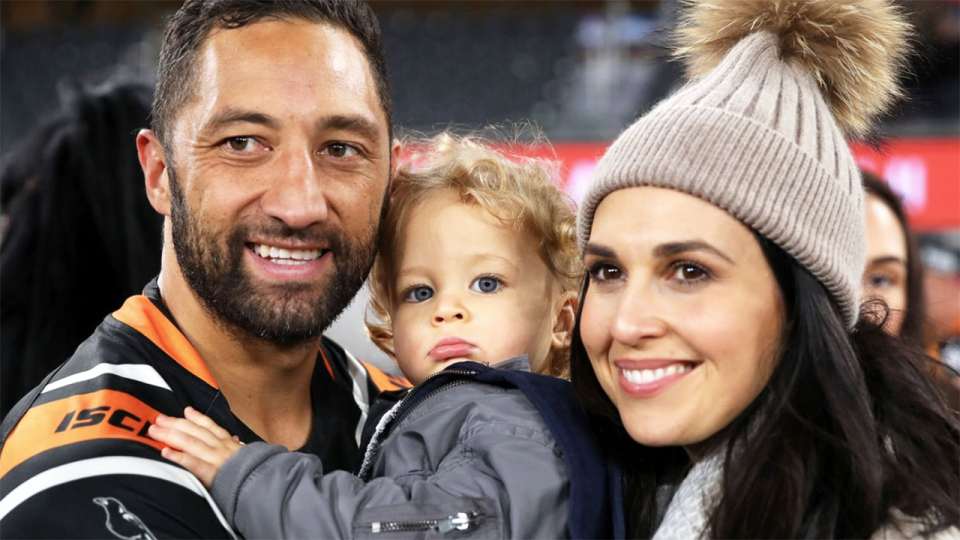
[551,293,578,350]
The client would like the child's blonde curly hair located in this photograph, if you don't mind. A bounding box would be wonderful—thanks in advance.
[365,131,582,378]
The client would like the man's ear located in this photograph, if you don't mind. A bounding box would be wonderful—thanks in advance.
[551,292,578,350]
[137,129,171,217]
[389,138,402,185]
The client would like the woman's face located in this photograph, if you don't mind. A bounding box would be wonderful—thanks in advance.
[581,187,784,456]
[863,194,908,336]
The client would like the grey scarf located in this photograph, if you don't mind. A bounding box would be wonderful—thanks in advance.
[652,452,724,540]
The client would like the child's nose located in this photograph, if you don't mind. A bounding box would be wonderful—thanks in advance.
[432,303,467,324]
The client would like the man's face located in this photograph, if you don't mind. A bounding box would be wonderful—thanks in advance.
[165,19,391,345]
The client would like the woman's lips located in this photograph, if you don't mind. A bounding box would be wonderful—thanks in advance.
[615,359,698,398]
[429,337,477,360]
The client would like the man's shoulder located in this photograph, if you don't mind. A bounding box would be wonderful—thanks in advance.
[0,296,236,538]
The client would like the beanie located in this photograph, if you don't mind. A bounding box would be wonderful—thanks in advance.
[577,0,911,328]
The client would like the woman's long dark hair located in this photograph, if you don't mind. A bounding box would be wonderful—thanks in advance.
[0,78,162,418]
[862,169,927,346]
[571,235,960,538]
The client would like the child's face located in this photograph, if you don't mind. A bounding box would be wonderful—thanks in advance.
[390,190,563,384]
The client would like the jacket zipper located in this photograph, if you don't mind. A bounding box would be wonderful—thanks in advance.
[358,368,478,480]
[389,375,475,430]
[370,511,485,534]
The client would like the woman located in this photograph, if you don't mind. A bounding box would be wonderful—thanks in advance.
[571,0,959,537]
[862,170,926,345]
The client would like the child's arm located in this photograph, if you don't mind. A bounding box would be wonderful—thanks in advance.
[148,406,243,487]
[151,395,572,539]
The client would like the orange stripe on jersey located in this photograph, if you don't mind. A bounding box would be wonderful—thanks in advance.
[113,296,218,389]
[0,390,166,478]
[319,348,335,381]
[359,360,410,392]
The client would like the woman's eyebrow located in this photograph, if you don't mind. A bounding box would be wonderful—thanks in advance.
[869,255,906,266]
[583,243,617,260]
[654,241,735,265]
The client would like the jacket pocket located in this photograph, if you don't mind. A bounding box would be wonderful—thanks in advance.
[353,497,499,539]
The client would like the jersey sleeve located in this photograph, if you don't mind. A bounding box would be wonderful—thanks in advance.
[0,324,238,539]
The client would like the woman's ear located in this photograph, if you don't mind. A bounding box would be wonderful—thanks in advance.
[551,292,578,350]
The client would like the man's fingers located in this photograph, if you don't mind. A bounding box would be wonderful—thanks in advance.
[183,406,235,441]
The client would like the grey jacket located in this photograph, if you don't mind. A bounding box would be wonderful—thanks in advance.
[210,360,572,539]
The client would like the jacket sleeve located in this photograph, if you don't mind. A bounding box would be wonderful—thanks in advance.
[212,396,570,539]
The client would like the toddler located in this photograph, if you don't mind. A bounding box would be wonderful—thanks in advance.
[149,132,620,539]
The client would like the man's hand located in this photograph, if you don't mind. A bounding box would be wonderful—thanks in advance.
[148,407,242,488]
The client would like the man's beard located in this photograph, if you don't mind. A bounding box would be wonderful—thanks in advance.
[168,166,381,347]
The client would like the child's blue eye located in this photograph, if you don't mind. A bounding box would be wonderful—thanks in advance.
[403,285,434,303]
[470,276,502,294]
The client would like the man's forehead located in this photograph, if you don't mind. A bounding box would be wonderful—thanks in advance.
[178,18,387,136]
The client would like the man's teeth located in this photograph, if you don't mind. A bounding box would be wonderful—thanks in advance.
[252,244,323,263]
[622,363,693,384]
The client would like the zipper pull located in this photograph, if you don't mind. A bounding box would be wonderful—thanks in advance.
[437,512,480,533]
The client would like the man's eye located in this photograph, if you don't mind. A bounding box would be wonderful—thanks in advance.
[323,143,359,158]
[470,276,502,294]
[225,137,260,152]
[403,286,434,303]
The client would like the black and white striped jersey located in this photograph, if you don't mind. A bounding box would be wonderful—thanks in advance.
[0,278,408,539]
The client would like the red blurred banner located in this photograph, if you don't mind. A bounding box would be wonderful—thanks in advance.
[514,138,959,232]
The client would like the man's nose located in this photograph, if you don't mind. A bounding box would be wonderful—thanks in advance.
[259,148,329,229]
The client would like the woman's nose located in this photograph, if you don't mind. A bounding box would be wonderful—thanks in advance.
[610,285,668,346]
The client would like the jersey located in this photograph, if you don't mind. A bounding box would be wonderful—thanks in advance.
[0,278,408,539]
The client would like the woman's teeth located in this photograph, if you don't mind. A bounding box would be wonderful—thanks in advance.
[251,243,322,264]
[622,363,693,384]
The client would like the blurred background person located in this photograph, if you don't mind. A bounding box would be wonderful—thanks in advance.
[920,233,960,379]
[0,77,161,417]
[861,169,926,345]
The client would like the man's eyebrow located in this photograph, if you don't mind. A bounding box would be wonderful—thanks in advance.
[204,108,279,132]
[317,115,382,142]
[654,241,734,264]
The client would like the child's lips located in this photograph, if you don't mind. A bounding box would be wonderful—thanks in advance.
[429,337,476,360]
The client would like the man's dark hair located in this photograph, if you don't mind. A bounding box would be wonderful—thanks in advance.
[152,0,391,145]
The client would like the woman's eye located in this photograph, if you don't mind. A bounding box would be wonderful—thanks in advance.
[868,274,895,288]
[322,143,359,158]
[225,137,261,152]
[470,276,502,294]
[588,263,622,282]
[671,262,709,284]
[403,286,434,303]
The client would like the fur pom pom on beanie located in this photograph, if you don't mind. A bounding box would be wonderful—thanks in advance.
[577,0,911,328]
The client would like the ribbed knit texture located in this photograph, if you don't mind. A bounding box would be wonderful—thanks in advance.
[578,32,864,327]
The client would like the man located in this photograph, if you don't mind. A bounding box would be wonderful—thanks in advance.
[920,233,960,382]
[0,1,406,537]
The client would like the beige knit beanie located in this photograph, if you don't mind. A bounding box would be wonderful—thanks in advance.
[577,0,911,328]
